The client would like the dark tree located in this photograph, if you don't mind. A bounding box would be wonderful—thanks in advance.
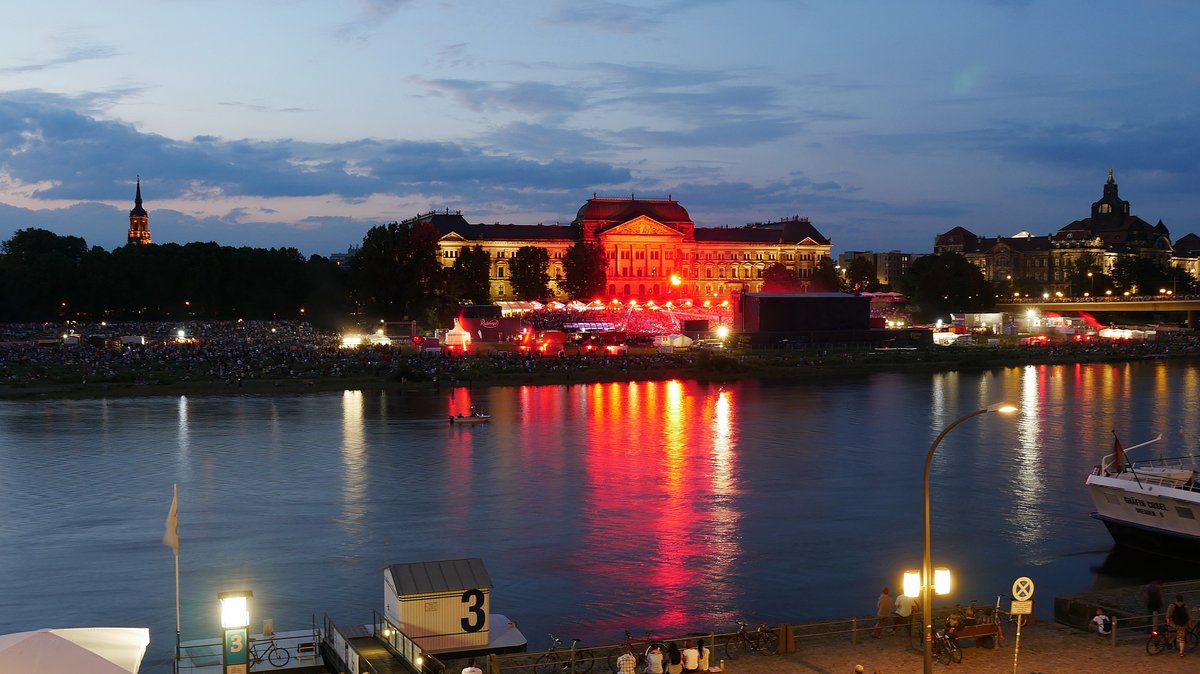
[0,228,88,320]
[560,239,607,299]
[846,256,879,292]
[899,252,995,322]
[1111,256,1172,296]
[302,254,351,329]
[810,258,841,292]
[509,245,551,300]
[349,221,445,324]
[761,263,802,292]
[447,245,492,305]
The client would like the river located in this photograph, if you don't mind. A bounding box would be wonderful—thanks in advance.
[2,360,1198,671]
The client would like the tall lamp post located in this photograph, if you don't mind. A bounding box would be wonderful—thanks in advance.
[919,403,1017,674]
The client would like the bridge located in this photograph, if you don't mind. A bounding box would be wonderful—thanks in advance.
[994,297,1200,328]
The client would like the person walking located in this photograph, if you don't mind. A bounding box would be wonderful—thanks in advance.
[1147,579,1164,630]
[1168,594,1190,657]
[872,586,892,638]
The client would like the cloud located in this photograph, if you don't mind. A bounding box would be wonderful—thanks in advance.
[0,44,118,75]
[335,0,417,40]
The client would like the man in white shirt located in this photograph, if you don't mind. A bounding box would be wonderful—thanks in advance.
[462,658,483,674]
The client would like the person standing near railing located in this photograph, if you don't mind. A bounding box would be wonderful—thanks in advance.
[1169,594,1190,657]
[871,587,891,639]
[462,657,483,674]
[1146,579,1164,630]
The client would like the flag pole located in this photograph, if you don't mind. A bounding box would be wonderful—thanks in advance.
[165,483,181,673]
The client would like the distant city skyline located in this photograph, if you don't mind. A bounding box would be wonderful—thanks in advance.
[1,1,1198,257]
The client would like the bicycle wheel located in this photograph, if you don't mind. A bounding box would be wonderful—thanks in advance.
[949,643,963,664]
[268,645,290,667]
[536,652,562,674]
[1187,629,1199,653]
[755,629,778,655]
[935,640,952,665]
[573,648,595,674]
[605,648,624,672]
[722,637,741,660]
[1146,634,1165,656]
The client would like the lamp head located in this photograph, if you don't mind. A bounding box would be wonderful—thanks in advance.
[986,402,1018,414]
[218,590,252,629]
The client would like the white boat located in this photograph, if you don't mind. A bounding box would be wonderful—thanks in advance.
[449,413,491,425]
[1085,433,1200,555]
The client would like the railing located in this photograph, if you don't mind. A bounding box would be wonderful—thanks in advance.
[322,614,381,674]
[178,621,322,674]
[372,609,448,674]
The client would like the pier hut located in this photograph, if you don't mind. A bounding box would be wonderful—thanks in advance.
[384,558,525,656]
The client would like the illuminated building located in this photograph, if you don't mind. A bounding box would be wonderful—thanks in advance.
[934,169,1186,290]
[416,195,832,300]
[127,176,152,245]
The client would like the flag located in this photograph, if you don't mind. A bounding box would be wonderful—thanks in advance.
[163,484,179,556]
[1112,436,1125,473]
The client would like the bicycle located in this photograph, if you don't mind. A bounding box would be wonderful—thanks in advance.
[607,630,660,671]
[722,621,777,659]
[1147,625,1198,655]
[931,629,962,665]
[248,636,291,668]
[536,634,595,674]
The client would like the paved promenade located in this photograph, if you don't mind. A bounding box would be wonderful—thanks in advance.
[723,622,1192,673]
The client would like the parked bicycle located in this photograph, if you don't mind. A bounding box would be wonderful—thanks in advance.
[536,634,595,674]
[931,628,962,665]
[722,621,777,659]
[606,630,661,671]
[1147,625,1198,655]
[249,636,290,668]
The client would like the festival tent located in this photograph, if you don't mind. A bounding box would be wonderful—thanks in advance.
[0,627,150,674]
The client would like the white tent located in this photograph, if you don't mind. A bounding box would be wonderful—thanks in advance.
[0,627,150,674]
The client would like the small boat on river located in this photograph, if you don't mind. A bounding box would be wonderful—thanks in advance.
[1086,433,1200,555]
[449,413,491,425]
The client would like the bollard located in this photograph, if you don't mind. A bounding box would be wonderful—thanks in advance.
[1110,617,1117,647]
[851,617,858,645]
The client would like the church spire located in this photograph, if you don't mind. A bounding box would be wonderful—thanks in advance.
[127,176,152,245]
[1108,166,1114,184]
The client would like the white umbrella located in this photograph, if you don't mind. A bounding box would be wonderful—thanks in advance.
[0,627,150,674]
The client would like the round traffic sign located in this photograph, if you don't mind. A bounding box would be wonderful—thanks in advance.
[1012,576,1035,601]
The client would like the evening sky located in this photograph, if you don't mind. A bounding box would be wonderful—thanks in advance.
[0,1,1196,256]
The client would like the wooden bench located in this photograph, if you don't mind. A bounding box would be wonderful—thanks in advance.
[296,642,318,659]
[950,622,1003,648]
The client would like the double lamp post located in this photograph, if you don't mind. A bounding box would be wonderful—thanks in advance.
[905,402,1018,674]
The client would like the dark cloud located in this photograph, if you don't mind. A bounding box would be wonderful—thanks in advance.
[0,91,629,202]
[411,78,583,118]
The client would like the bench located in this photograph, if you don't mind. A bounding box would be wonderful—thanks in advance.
[296,642,318,659]
[951,622,1003,648]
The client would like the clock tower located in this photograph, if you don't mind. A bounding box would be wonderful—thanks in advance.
[127,176,152,245]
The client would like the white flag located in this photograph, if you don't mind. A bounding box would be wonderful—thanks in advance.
[163,484,179,556]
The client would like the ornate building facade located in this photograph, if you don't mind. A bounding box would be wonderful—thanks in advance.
[127,177,152,245]
[934,170,1182,289]
[413,195,832,301]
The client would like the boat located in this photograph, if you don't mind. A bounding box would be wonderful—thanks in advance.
[1086,433,1200,555]
[449,413,491,425]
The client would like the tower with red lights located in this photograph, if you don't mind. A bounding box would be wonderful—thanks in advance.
[127,176,152,245]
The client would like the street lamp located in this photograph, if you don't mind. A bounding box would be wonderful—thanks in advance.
[219,590,252,674]
[919,403,1017,674]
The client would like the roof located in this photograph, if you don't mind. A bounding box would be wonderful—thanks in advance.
[695,219,830,245]
[438,223,576,242]
[574,197,692,225]
[386,558,493,596]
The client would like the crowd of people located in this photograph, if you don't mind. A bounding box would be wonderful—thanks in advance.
[4,317,1200,393]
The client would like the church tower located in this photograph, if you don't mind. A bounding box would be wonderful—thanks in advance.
[1090,167,1130,227]
[127,176,152,245]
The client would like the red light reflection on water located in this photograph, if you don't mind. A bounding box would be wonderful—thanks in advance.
[562,381,743,635]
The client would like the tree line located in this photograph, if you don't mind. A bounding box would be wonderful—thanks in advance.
[4,224,1192,328]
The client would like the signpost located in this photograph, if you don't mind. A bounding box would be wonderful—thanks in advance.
[1010,577,1034,674]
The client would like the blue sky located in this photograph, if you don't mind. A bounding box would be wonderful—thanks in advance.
[1,0,1197,257]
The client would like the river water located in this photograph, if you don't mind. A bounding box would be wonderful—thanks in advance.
[2,361,1199,671]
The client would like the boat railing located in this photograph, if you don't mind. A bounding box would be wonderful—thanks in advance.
[1116,455,1200,492]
